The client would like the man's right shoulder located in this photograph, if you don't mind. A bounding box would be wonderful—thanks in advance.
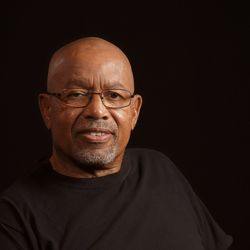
[0,158,50,202]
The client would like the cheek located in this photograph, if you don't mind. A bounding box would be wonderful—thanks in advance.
[112,110,133,143]
[50,108,79,145]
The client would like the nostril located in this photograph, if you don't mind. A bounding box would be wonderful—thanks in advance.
[85,116,109,122]
[85,114,109,120]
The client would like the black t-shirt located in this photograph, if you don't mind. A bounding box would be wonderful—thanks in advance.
[0,148,232,249]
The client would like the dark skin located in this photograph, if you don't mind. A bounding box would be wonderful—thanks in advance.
[39,37,142,178]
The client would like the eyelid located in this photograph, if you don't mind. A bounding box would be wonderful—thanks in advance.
[65,89,88,93]
[63,88,131,95]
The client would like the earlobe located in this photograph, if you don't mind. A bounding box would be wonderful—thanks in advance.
[38,93,52,129]
[131,95,142,130]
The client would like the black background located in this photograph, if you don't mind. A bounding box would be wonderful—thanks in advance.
[5,1,249,249]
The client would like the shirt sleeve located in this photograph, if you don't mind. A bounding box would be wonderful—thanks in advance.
[194,196,233,250]
[166,156,233,250]
[0,222,30,250]
[0,193,33,250]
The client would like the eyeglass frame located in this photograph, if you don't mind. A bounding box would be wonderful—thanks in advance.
[44,88,135,109]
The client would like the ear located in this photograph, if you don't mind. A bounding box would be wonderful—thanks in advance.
[131,94,142,130]
[38,93,53,129]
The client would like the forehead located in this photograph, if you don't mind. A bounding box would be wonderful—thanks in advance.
[48,45,134,91]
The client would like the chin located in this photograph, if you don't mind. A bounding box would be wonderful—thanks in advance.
[71,145,118,167]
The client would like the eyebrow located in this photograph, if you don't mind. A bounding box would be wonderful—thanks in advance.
[65,80,127,90]
[106,82,126,89]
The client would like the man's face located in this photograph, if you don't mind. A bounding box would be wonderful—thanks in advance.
[40,49,141,169]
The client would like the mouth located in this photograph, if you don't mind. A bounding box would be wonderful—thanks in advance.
[76,129,114,143]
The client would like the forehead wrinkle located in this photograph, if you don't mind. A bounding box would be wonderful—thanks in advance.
[65,79,90,89]
[48,59,134,92]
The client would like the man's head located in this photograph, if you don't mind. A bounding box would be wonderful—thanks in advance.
[39,37,142,176]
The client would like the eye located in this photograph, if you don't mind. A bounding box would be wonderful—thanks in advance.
[110,92,121,99]
[66,90,88,99]
[105,91,124,100]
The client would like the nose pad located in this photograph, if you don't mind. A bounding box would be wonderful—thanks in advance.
[83,93,109,119]
[88,93,104,106]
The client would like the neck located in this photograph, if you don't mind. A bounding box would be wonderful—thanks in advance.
[49,153,122,178]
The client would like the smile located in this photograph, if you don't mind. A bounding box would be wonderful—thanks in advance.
[77,129,114,143]
[88,132,108,136]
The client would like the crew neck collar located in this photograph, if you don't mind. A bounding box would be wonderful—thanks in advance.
[40,151,132,189]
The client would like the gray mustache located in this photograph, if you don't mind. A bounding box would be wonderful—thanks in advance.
[74,120,118,133]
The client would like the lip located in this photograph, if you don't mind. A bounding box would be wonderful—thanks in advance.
[76,128,114,143]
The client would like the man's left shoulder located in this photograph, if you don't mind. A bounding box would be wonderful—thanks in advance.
[126,147,172,162]
[125,147,177,173]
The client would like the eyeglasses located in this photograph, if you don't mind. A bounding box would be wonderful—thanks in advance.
[46,88,135,109]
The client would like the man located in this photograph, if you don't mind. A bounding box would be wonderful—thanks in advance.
[1,37,232,249]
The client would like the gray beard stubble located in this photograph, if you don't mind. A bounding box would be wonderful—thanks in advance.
[72,142,118,167]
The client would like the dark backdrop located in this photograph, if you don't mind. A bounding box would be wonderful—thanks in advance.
[5,1,249,249]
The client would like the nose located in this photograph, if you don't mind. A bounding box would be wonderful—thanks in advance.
[82,93,109,120]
